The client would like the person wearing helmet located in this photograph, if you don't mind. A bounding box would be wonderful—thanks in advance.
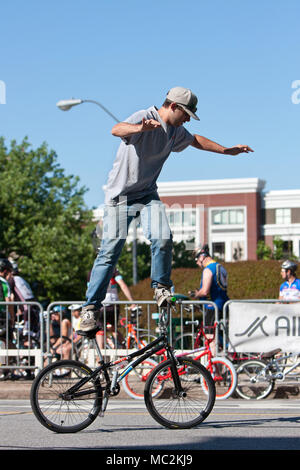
[279,260,300,301]
[189,245,229,354]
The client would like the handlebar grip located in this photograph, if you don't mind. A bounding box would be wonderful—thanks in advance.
[185,320,199,326]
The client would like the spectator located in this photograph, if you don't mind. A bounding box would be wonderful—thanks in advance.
[96,268,136,349]
[68,304,83,348]
[7,263,39,337]
[0,259,15,379]
[189,245,229,355]
[279,260,300,301]
[49,306,73,360]
[68,304,82,331]
[0,259,14,336]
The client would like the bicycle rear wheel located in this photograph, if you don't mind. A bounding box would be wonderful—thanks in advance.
[122,357,163,400]
[144,357,215,429]
[173,333,197,350]
[235,359,274,400]
[30,359,102,433]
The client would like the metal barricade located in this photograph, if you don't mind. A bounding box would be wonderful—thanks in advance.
[45,300,219,368]
[0,301,44,377]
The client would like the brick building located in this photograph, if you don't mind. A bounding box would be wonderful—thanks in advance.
[94,177,300,262]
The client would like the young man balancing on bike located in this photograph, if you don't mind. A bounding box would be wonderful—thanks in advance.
[80,86,253,332]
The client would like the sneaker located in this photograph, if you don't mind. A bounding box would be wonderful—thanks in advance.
[154,285,174,307]
[80,305,98,331]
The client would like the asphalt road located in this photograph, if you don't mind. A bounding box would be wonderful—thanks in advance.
[0,398,300,454]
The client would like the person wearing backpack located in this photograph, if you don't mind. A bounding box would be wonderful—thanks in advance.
[189,245,229,354]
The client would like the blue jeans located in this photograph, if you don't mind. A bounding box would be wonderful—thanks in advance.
[84,193,173,309]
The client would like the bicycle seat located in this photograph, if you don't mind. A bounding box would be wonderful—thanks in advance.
[261,348,282,359]
[76,327,101,339]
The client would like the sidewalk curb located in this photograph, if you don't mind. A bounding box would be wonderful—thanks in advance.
[0,381,299,400]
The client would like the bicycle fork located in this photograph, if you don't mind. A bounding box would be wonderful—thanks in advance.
[167,348,186,397]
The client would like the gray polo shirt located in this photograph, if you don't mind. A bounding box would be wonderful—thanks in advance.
[104,106,194,204]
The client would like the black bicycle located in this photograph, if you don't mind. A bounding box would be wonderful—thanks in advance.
[30,304,216,432]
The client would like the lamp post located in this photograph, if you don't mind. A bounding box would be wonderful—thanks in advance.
[56,97,138,284]
[56,98,120,123]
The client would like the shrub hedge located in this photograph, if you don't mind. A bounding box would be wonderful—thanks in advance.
[123,260,284,301]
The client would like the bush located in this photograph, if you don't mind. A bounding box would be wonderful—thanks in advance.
[124,260,283,301]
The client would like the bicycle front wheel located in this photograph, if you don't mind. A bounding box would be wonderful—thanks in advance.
[30,359,102,433]
[203,356,237,400]
[235,359,274,400]
[144,357,215,429]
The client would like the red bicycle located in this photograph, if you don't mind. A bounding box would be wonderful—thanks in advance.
[122,321,237,400]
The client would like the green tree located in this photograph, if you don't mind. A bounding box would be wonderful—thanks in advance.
[272,237,285,260]
[117,239,196,285]
[172,240,195,268]
[256,240,272,260]
[118,242,151,285]
[0,137,95,302]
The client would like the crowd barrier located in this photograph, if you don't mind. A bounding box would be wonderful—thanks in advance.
[0,299,219,374]
[45,300,219,368]
[2,297,300,377]
[0,301,45,378]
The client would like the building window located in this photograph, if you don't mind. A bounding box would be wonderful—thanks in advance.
[211,208,244,225]
[275,208,291,225]
[212,242,225,261]
[282,240,293,257]
[167,210,196,227]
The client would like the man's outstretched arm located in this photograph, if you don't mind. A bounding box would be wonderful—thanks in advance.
[111,118,161,138]
[191,134,254,155]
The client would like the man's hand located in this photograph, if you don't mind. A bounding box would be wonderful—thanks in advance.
[140,117,162,132]
[224,145,254,155]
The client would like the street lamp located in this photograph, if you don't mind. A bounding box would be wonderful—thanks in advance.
[56,97,138,284]
[56,98,120,123]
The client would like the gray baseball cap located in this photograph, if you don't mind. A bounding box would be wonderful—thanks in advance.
[166,87,200,120]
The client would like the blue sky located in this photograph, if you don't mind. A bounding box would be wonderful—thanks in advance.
[1,0,300,208]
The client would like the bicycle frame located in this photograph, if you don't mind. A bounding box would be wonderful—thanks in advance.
[119,317,152,350]
[62,329,181,405]
[267,352,300,380]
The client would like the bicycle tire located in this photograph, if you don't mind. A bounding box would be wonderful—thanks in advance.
[203,356,237,400]
[235,359,274,400]
[122,357,163,400]
[144,357,215,429]
[30,359,102,433]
